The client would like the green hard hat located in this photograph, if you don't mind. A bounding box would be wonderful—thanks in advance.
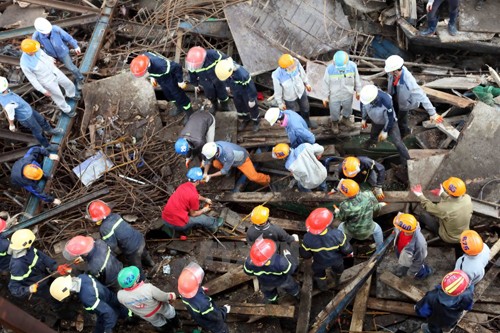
[118,266,140,288]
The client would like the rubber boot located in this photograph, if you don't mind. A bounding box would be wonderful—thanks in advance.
[183,106,193,125]
[252,119,260,132]
[209,217,224,233]
[46,144,59,152]
[332,274,341,288]
[170,104,182,116]
[420,20,437,36]
[219,100,230,111]
[46,127,63,135]
[331,121,339,135]
[314,277,328,291]
[340,116,356,130]
[209,98,219,114]
[238,118,251,131]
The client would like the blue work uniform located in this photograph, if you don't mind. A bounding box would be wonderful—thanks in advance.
[0,236,11,273]
[11,146,54,203]
[83,239,123,290]
[226,63,259,120]
[181,287,229,333]
[210,141,249,175]
[243,253,299,302]
[283,110,315,148]
[144,52,191,112]
[337,156,386,188]
[188,49,228,102]
[78,274,129,333]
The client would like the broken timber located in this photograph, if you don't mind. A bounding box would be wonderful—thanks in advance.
[204,267,253,296]
[421,87,475,108]
[349,275,372,332]
[172,301,295,318]
[296,260,313,333]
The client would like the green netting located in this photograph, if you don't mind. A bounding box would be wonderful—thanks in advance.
[473,85,500,106]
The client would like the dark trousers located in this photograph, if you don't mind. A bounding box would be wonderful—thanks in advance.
[285,91,310,118]
[312,259,344,278]
[397,110,410,137]
[260,275,300,301]
[199,77,228,102]
[369,123,410,165]
[19,111,53,147]
[158,78,191,111]
[427,0,460,29]
[124,240,154,280]
[233,92,259,120]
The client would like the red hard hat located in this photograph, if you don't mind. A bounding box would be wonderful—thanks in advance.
[250,238,276,266]
[441,270,470,296]
[306,208,333,235]
[185,47,207,71]
[64,236,95,259]
[178,262,205,298]
[87,200,111,222]
[130,55,150,77]
[0,218,6,233]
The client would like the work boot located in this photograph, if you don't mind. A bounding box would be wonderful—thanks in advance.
[76,80,84,91]
[209,217,225,233]
[46,144,59,152]
[169,104,182,116]
[331,121,340,135]
[448,21,458,36]
[340,117,355,130]
[209,99,219,114]
[142,251,155,268]
[46,128,63,135]
[420,20,437,36]
[332,274,341,288]
[252,119,260,132]
[65,109,77,118]
[238,118,251,131]
[314,277,328,291]
[219,100,230,111]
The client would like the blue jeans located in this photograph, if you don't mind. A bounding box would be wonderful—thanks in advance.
[168,214,218,232]
[338,222,384,251]
[19,111,52,147]
[60,53,83,82]
[426,0,459,29]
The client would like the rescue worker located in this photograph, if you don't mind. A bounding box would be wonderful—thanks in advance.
[455,230,490,285]
[20,39,77,117]
[11,146,61,204]
[393,213,433,280]
[300,208,353,291]
[0,219,10,274]
[201,141,271,187]
[130,53,192,120]
[272,53,316,128]
[32,17,84,89]
[411,177,472,244]
[63,235,123,290]
[420,0,459,36]
[359,84,411,166]
[265,107,315,149]
[8,229,71,312]
[335,179,385,251]
[178,262,230,333]
[244,237,300,303]
[322,51,361,134]
[117,266,179,333]
[340,156,386,200]
[415,270,474,333]
[161,167,223,234]
[271,142,327,192]
[50,273,130,333]
[385,55,443,137]
[0,76,62,149]
[174,109,216,168]
[246,205,299,245]
[87,200,154,276]
[215,58,260,132]
[186,46,229,113]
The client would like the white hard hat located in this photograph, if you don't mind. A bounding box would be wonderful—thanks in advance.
[265,107,281,126]
[360,85,379,105]
[201,142,218,160]
[384,55,404,73]
[215,58,234,81]
[0,77,8,93]
[50,276,72,301]
[34,17,52,34]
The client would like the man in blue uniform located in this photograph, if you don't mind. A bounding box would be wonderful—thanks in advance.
[0,219,10,275]
[339,156,386,200]
[265,108,315,148]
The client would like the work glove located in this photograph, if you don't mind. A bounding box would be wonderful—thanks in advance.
[9,124,16,132]
[194,86,201,94]
[361,120,368,129]
[248,99,256,108]
[430,114,443,123]
[149,78,158,87]
[185,158,191,168]
[426,2,433,12]
[178,81,187,90]
[411,184,423,197]
[202,286,209,292]
[430,185,444,197]
[379,202,388,208]
[57,264,72,276]
[167,292,176,302]
[53,198,62,206]
[44,91,52,97]
[205,198,213,205]
[378,131,388,142]
[322,100,328,108]
[279,103,286,110]
[305,84,312,92]
[332,204,340,215]
[74,47,81,55]
[226,86,231,94]
[202,206,211,214]
[327,188,337,195]
[224,304,231,313]
[292,234,299,242]
[203,174,211,183]
[29,283,38,293]
[373,187,385,200]
[49,153,59,161]
[283,249,291,256]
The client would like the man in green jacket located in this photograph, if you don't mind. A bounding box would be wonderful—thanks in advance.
[411,177,472,244]
[335,179,386,250]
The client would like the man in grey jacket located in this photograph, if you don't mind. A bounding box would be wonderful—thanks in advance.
[455,230,490,285]
[385,55,443,137]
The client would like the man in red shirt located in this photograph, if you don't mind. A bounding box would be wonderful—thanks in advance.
[162,167,223,234]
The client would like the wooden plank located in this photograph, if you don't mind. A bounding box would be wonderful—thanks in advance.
[269,217,307,232]
[203,260,241,273]
[204,268,253,296]
[473,303,500,316]
[350,275,372,332]
[296,260,313,333]
[173,300,295,318]
[424,77,483,90]
[207,246,249,263]
[421,87,475,108]
[366,298,416,316]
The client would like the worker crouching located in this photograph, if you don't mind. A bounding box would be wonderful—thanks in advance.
[340,156,386,200]
[246,205,299,246]
[455,230,490,285]
[265,107,315,149]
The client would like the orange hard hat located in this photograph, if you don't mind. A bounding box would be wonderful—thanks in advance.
[87,200,111,222]
[250,238,277,266]
[442,177,466,197]
[0,218,6,233]
[441,270,470,296]
[306,208,333,235]
[64,236,95,259]
[393,213,418,233]
[342,157,361,178]
[460,230,484,256]
[21,39,40,53]
[178,262,205,298]
[185,47,207,71]
[278,54,294,69]
[23,164,43,180]
[130,55,150,77]
[337,179,360,198]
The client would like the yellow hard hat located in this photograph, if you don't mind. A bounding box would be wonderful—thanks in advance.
[442,177,466,197]
[278,54,294,69]
[21,39,40,53]
[342,157,361,177]
[337,179,360,198]
[23,164,43,180]
[50,276,72,301]
[393,213,417,233]
[215,58,234,81]
[251,205,270,225]
[10,229,36,250]
[272,143,290,159]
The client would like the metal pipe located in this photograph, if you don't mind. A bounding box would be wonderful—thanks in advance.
[0,297,57,333]
[16,0,100,14]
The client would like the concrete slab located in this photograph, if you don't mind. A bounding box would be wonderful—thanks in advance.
[437,25,495,43]
[459,0,500,33]
[408,151,447,188]
[424,76,483,90]
[375,247,456,301]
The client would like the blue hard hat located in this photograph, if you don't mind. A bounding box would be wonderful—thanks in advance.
[333,51,349,71]
[175,138,190,155]
[187,167,203,181]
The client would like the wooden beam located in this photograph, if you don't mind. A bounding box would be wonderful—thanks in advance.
[173,300,295,318]
[423,120,461,141]
[350,276,372,332]
[203,260,241,273]
[204,268,252,296]
[421,87,475,108]
[296,260,313,333]
[366,298,416,316]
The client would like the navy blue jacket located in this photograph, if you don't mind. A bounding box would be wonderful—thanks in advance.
[226,65,257,99]
[181,287,228,333]
[145,52,183,84]
[84,239,123,287]
[32,25,78,60]
[415,285,474,328]
[78,274,129,333]
[11,146,54,203]
[243,253,296,287]
[9,247,57,297]
[0,236,11,272]
[300,227,352,266]
[99,213,144,255]
[189,49,228,84]
[361,90,396,133]
[338,156,386,188]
